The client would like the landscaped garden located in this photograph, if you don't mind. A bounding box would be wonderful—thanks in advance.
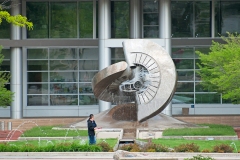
[0,124,239,153]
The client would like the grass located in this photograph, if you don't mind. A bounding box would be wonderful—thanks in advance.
[163,124,236,136]
[22,126,88,137]
[151,139,240,152]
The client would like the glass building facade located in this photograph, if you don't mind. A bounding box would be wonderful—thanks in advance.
[0,0,240,118]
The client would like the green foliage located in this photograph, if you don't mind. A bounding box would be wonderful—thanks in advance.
[119,143,141,152]
[22,126,88,137]
[184,155,215,160]
[174,143,200,152]
[0,46,13,108]
[212,144,234,153]
[0,7,33,29]
[163,124,236,136]
[196,32,240,103]
[97,141,112,152]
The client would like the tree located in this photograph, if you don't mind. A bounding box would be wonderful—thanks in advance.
[196,32,240,104]
[0,2,33,107]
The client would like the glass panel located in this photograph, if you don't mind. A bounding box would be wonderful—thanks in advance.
[49,48,77,59]
[79,83,93,93]
[79,1,93,38]
[28,84,48,94]
[195,93,221,104]
[144,13,158,25]
[173,59,194,69]
[27,49,48,59]
[26,2,49,38]
[50,60,77,70]
[50,72,77,82]
[215,2,240,36]
[195,82,215,92]
[79,48,98,59]
[28,60,48,71]
[50,2,77,38]
[172,48,194,58]
[28,95,48,106]
[195,71,201,81]
[79,71,97,82]
[1,49,10,59]
[173,94,194,104]
[79,60,98,70]
[50,83,78,94]
[143,0,158,12]
[111,48,124,59]
[195,47,210,58]
[176,82,194,92]
[111,1,129,38]
[79,95,98,105]
[177,71,194,81]
[144,26,158,38]
[0,61,10,71]
[28,72,48,82]
[50,95,78,105]
[172,1,193,37]
[195,2,211,37]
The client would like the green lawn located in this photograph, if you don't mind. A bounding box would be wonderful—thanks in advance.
[22,126,88,137]
[163,124,236,136]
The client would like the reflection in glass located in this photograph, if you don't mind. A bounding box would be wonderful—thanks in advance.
[1,61,10,71]
[50,83,78,94]
[26,2,48,38]
[172,94,194,104]
[27,49,48,59]
[111,1,129,38]
[144,26,158,38]
[79,95,98,105]
[50,48,77,59]
[173,59,194,69]
[79,72,97,82]
[79,60,98,70]
[28,60,48,71]
[143,0,158,12]
[215,1,240,36]
[50,72,77,82]
[50,2,77,38]
[50,60,77,70]
[50,95,78,105]
[79,48,98,59]
[28,84,48,94]
[111,48,124,59]
[195,2,210,37]
[79,1,93,38]
[28,72,48,82]
[172,48,194,58]
[79,83,93,93]
[0,20,10,38]
[176,82,194,92]
[195,47,210,58]
[195,93,220,104]
[144,13,158,25]
[177,71,194,81]
[172,1,193,37]
[28,95,48,106]
[1,49,10,59]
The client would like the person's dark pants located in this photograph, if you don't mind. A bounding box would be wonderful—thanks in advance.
[89,135,96,145]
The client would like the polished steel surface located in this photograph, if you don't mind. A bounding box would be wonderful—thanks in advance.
[92,39,177,122]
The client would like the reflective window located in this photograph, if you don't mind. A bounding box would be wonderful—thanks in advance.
[195,93,221,104]
[172,94,194,104]
[111,48,125,64]
[176,82,194,92]
[215,1,240,36]
[172,1,211,38]
[0,20,10,39]
[79,1,93,38]
[27,48,99,106]
[143,0,159,38]
[111,1,129,38]
[177,71,194,81]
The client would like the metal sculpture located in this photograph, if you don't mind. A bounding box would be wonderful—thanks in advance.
[92,39,177,122]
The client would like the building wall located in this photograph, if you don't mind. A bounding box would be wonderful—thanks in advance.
[0,0,240,118]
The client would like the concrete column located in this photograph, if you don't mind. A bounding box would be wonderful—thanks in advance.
[130,0,141,39]
[98,0,111,112]
[10,0,23,119]
[159,0,172,116]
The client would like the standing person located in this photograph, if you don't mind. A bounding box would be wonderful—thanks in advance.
[87,114,98,145]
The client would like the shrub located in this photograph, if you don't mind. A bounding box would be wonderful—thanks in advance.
[184,154,215,160]
[212,144,233,153]
[119,143,141,152]
[97,141,111,152]
[174,143,200,152]
[201,149,211,153]
[142,143,170,152]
